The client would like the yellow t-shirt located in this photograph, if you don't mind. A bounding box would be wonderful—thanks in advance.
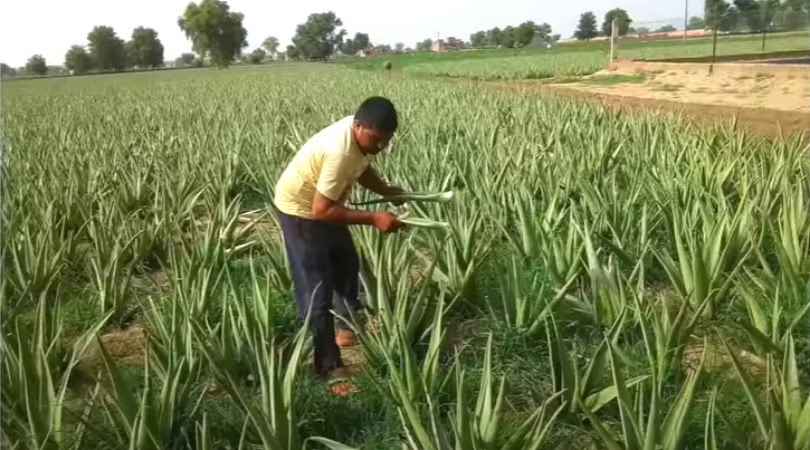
[274,116,372,219]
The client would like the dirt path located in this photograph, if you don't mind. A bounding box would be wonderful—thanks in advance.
[475,79,810,139]
[544,84,810,138]
[566,68,810,114]
[536,60,810,138]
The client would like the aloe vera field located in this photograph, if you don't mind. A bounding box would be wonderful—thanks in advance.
[2,63,810,450]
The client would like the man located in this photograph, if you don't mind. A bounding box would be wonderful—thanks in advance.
[273,96,404,384]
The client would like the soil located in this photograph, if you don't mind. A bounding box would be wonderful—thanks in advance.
[542,84,810,138]
[566,67,809,114]
[534,61,810,138]
[475,77,809,138]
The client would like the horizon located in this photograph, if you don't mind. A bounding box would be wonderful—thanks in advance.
[1,1,705,68]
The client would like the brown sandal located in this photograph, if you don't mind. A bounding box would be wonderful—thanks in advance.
[328,380,360,397]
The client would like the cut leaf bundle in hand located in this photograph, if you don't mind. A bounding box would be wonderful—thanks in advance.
[352,190,455,206]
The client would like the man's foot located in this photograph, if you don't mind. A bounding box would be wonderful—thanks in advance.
[335,329,356,348]
[327,365,362,397]
[328,381,360,397]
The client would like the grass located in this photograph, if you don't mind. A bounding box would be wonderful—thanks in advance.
[339,31,809,81]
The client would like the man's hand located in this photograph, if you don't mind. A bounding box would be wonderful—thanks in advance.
[360,167,407,204]
[372,212,404,233]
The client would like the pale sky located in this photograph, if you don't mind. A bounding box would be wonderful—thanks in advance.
[0,1,704,67]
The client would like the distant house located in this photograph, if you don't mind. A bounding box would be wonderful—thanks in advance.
[432,37,464,52]
[431,40,447,52]
[355,49,367,58]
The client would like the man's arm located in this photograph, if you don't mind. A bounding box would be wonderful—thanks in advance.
[312,191,402,232]
[358,166,404,197]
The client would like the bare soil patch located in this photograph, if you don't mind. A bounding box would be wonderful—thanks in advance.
[471,78,809,138]
[522,60,810,138]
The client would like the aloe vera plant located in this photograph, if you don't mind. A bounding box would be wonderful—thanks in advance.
[193,301,310,450]
[545,312,649,417]
[722,334,810,450]
[488,256,572,336]
[1,300,111,450]
[582,329,706,450]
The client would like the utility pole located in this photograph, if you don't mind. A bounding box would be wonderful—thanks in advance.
[684,0,689,41]
[609,18,617,64]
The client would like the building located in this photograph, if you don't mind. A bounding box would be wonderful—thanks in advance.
[431,39,447,52]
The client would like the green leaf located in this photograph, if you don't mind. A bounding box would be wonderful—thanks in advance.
[661,344,704,450]
[583,375,651,413]
[723,338,770,440]
[607,340,642,450]
[305,437,360,450]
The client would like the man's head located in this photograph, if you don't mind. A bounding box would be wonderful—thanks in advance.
[352,96,397,155]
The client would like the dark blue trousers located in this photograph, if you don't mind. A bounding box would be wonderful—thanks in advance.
[276,209,362,376]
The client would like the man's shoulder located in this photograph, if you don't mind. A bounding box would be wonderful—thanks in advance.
[312,115,355,155]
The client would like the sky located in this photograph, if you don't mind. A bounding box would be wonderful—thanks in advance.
[0,0,705,67]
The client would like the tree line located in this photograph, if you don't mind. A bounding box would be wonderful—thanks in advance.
[0,1,376,77]
[468,22,560,48]
[574,0,810,40]
[3,0,808,78]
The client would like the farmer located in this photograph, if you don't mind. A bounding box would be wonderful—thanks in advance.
[273,96,404,384]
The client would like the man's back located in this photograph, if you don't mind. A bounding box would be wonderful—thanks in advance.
[274,115,370,219]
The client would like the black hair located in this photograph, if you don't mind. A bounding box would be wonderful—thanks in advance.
[354,96,398,133]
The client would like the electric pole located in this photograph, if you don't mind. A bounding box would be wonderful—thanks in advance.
[684,0,689,41]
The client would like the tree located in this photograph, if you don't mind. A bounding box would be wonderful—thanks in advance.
[88,26,126,71]
[655,25,678,32]
[514,21,537,47]
[500,26,516,48]
[286,44,300,59]
[536,22,553,39]
[575,11,599,40]
[262,36,279,55]
[127,27,164,68]
[290,11,345,59]
[706,0,731,29]
[636,27,651,34]
[721,5,742,30]
[486,27,503,46]
[65,45,94,74]
[688,16,706,29]
[339,39,354,54]
[352,33,370,51]
[25,55,48,75]
[706,0,731,67]
[175,52,196,66]
[416,38,432,51]
[1,63,17,78]
[734,0,760,29]
[395,42,405,53]
[470,31,487,47]
[734,0,779,30]
[734,0,779,49]
[247,48,266,64]
[339,32,371,54]
[602,8,633,36]
[778,0,810,30]
[178,0,248,68]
